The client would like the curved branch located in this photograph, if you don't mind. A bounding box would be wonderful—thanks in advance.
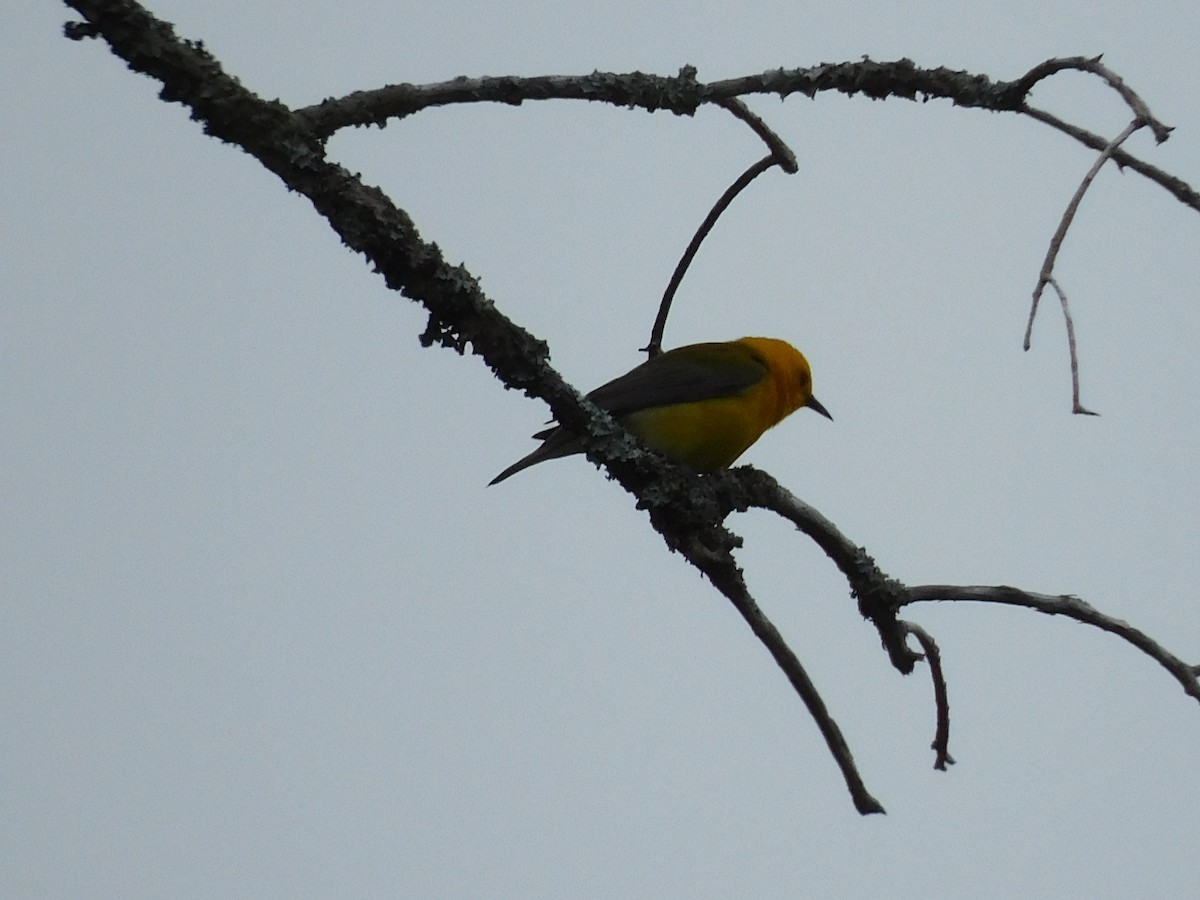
[1025,119,1142,414]
[644,155,779,357]
[716,97,798,173]
[676,529,885,815]
[1009,55,1172,143]
[727,465,1200,707]
[712,466,1200,748]
[904,584,1200,705]
[644,99,797,355]
[902,622,955,771]
[711,468,921,674]
[1021,106,1200,212]
[294,58,1200,221]
[1033,277,1097,415]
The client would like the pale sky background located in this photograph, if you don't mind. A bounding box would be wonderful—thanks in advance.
[6,1,1200,897]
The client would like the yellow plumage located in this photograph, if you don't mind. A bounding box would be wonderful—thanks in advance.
[490,336,830,485]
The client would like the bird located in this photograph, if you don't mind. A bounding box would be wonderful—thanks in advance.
[489,336,830,485]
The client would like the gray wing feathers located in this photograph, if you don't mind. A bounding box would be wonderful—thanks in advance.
[489,343,766,485]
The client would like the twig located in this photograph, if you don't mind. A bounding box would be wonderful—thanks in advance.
[1008,55,1172,143]
[677,528,886,815]
[1025,119,1142,414]
[715,97,798,173]
[902,622,955,770]
[904,584,1200,705]
[643,99,797,356]
[1021,106,1200,213]
[644,156,777,357]
[1044,277,1096,415]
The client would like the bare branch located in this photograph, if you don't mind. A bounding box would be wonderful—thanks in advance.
[292,51,1200,275]
[292,57,1200,221]
[905,585,1200,705]
[297,67,709,135]
[679,535,885,815]
[644,156,779,357]
[1027,119,1142,339]
[902,622,955,771]
[716,97,798,173]
[711,469,921,675]
[1025,120,1142,413]
[297,59,1014,137]
[643,99,797,355]
[1044,277,1098,415]
[715,468,1200,756]
[1009,55,1172,143]
[1022,106,1200,212]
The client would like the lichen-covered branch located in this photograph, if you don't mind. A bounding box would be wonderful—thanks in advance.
[62,0,1200,814]
[64,0,888,811]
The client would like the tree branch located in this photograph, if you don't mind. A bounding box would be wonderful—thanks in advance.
[1021,106,1200,212]
[644,155,779,357]
[293,55,1200,218]
[904,584,1200,705]
[642,98,799,356]
[670,522,886,815]
[63,0,1200,814]
[902,622,955,771]
[712,469,920,675]
[296,59,1012,136]
[64,0,889,811]
[1024,119,1142,414]
[1007,55,1172,143]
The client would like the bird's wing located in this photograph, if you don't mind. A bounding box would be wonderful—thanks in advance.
[586,342,766,416]
[489,343,768,485]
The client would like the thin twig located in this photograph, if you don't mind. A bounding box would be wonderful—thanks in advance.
[681,535,886,815]
[643,100,798,355]
[1025,119,1141,414]
[1009,55,1172,143]
[905,584,1200,705]
[1044,277,1097,415]
[643,155,778,356]
[902,622,955,770]
[1021,106,1200,212]
[715,97,798,173]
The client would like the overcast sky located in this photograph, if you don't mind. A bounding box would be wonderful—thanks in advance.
[7,0,1200,897]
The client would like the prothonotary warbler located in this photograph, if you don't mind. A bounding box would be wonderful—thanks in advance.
[489,336,831,485]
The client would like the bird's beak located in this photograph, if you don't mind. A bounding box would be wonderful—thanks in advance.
[806,394,833,421]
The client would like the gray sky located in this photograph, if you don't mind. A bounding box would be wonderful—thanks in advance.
[7,0,1200,896]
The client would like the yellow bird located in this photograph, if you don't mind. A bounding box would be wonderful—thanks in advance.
[490,336,830,485]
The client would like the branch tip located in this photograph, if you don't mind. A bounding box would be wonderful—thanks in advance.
[904,622,955,770]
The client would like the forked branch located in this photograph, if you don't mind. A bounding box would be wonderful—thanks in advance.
[63,0,1200,815]
[1025,119,1144,414]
